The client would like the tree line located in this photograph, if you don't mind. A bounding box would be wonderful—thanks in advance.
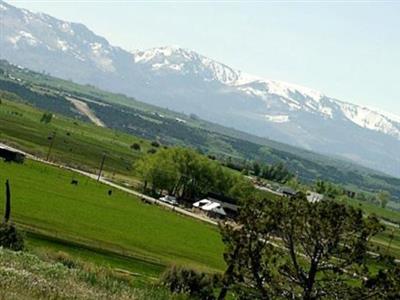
[135,147,254,202]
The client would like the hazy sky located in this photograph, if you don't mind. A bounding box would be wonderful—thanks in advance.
[8,0,400,116]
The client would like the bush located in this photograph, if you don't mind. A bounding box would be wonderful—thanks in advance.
[130,143,141,151]
[151,141,160,148]
[40,112,53,124]
[52,251,80,269]
[160,265,216,299]
[147,148,157,154]
[0,223,24,251]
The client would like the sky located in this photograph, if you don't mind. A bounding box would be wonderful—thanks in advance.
[7,0,400,116]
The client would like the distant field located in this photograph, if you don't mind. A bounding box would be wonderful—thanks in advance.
[339,197,400,225]
[0,99,150,176]
[337,197,400,257]
[0,159,225,273]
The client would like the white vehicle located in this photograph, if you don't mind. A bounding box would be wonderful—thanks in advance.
[159,195,178,206]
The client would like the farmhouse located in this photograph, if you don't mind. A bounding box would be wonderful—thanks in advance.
[0,146,25,163]
[193,193,239,219]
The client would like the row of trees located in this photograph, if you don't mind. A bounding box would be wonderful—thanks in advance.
[315,180,392,208]
[253,161,294,183]
[135,147,254,201]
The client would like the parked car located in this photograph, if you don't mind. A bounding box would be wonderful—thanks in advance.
[159,195,178,206]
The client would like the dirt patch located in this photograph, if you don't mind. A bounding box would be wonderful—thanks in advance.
[66,97,106,127]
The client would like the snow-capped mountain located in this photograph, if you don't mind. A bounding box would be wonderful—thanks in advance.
[132,46,400,140]
[1,0,399,177]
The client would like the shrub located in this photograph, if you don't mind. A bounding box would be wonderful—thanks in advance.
[151,141,160,148]
[0,223,24,251]
[40,112,53,124]
[53,251,80,269]
[147,148,157,154]
[160,265,216,299]
[130,143,141,151]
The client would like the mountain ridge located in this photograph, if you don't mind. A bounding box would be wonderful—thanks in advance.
[1,0,399,177]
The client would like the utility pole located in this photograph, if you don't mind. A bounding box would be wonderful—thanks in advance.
[46,131,57,161]
[97,153,106,181]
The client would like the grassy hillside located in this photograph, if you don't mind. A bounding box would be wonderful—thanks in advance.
[1,60,400,202]
[0,248,173,300]
[0,159,225,272]
[0,98,149,176]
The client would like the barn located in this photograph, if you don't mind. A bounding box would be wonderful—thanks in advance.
[0,146,25,163]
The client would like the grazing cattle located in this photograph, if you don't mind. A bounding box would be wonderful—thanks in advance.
[108,190,112,196]
[71,179,78,185]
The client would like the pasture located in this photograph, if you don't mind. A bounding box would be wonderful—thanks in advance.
[0,159,225,275]
[0,99,149,175]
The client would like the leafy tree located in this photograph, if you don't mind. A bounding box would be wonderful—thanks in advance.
[359,262,400,299]
[135,147,255,201]
[0,223,24,251]
[135,149,179,195]
[377,191,390,208]
[253,161,261,176]
[40,112,53,124]
[151,141,160,148]
[315,180,341,198]
[261,162,294,183]
[218,194,385,299]
[130,143,141,151]
[147,148,157,154]
[160,265,217,299]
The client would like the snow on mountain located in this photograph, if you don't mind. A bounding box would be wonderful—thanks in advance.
[0,0,119,72]
[132,46,400,140]
[338,102,400,139]
[133,46,240,84]
[265,115,290,123]
[1,0,400,177]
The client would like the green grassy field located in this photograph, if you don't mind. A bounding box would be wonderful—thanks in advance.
[0,99,149,176]
[336,197,400,257]
[1,94,400,278]
[0,159,225,274]
[339,196,400,225]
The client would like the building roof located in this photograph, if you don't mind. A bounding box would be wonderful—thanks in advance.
[278,186,297,195]
[193,199,212,208]
[207,192,236,204]
[202,202,221,211]
[207,198,238,212]
[306,192,324,203]
[202,202,227,216]
[0,145,25,156]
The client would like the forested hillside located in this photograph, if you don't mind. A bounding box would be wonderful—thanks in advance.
[1,60,399,201]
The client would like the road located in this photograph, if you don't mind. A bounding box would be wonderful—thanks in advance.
[254,184,284,196]
[0,142,217,226]
[1,142,399,264]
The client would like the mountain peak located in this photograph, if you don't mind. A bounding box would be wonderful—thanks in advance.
[1,0,400,177]
[133,46,240,84]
